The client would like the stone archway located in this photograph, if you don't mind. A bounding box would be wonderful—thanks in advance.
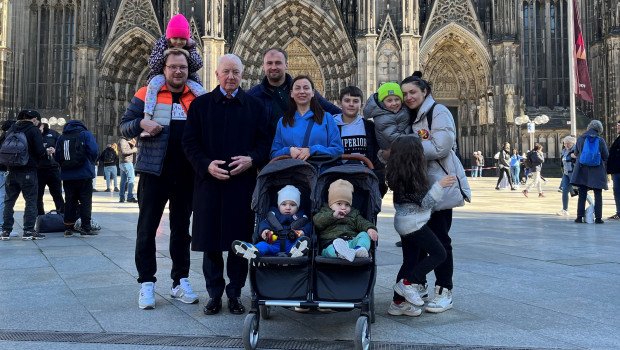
[232,0,356,99]
[285,39,326,94]
[420,23,492,158]
[97,27,157,146]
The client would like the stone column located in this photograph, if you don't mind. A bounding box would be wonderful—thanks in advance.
[202,0,225,91]
[356,34,378,102]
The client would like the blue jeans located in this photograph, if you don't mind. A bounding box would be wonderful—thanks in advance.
[0,171,6,227]
[560,174,572,211]
[119,163,135,200]
[254,237,305,256]
[104,165,118,189]
[612,173,620,216]
[471,166,481,177]
[510,166,520,185]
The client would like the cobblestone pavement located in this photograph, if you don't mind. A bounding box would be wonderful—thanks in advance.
[0,176,618,350]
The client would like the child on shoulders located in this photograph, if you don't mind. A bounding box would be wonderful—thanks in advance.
[141,14,206,137]
[362,82,409,150]
[313,179,378,262]
[232,185,311,260]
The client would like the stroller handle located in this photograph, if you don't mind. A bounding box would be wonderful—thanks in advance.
[270,154,374,170]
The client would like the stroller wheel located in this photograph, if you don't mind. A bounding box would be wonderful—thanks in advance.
[242,313,259,350]
[354,316,370,350]
[260,305,271,320]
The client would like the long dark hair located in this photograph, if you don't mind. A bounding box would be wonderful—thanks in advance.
[282,75,324,127]
[386,135,429,194]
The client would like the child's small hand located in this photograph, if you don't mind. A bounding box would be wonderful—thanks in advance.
[333,210,346,219]
[438,175,457,188]
[261,229,270,240]
[367,228,379,241]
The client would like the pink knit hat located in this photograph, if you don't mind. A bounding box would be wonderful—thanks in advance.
[166,14,190,40]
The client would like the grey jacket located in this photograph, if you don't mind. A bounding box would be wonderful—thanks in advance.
[363,93,409,150]
[498,149,511,169]
[118,137,136,164]
[570,129,609,190]
[407,96,471,210]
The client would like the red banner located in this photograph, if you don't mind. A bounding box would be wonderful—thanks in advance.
[573,0,594,103]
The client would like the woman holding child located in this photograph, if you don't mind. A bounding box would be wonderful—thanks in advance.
[379,72,469,316]
[270,76,343,160]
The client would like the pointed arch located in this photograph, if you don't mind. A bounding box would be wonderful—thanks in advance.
[101,0,161,55]
[231,0,356,99]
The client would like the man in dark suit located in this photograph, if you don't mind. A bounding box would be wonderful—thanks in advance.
[183,54,271,315]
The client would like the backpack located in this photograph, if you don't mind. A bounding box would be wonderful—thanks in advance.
[524,150,535,169]
[102,149,116,164]
[425,103,463,162]
[579,136,601,166]
[57,131,87,169]
[0,129,29,167]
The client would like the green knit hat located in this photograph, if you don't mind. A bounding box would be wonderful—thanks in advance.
[377,82,403,102]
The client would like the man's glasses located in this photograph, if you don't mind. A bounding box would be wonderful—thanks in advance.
[165,65,188,71]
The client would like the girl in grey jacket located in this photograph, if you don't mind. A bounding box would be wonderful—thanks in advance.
[386,135,455,317]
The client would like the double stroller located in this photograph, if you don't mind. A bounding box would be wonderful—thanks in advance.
[242,155,382,350]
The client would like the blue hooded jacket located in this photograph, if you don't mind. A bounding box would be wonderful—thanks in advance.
[54,120,99,180]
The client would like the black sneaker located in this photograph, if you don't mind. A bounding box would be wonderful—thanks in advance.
[23,231,45,240]
[1,230,10,241]
[79,229,98,237]
[104,188,112,192]
[127,198,138,203]
[119,199,125,203]
[93,189,99,192]
[64,230,74,238]
[114,187,120,192]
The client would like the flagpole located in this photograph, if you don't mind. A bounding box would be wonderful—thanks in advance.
[568,0,577,136]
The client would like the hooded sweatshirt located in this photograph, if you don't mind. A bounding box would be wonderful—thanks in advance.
[53,120,99,180]
[362,93,409,150]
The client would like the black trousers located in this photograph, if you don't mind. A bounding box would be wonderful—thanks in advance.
[496,167,514,188]
[202,250,248,299]
[63,178,93,230]
[577,187,603,219]
[37,167,64,215]
[420,209,454,290]
[2,169,38,232]
[394,224,447,302]
[135,172,193,285]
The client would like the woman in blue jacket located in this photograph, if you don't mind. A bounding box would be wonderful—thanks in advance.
[270,75,343,160]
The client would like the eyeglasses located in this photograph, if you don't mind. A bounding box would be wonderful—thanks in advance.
[165,65,188,71]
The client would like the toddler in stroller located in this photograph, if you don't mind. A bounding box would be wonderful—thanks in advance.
[232,185,311,259]
[313,179,379,262]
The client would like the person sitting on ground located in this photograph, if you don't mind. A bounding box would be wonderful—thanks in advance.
[313,179,378,262]
[232,185,311,260]
[362,82,409,151]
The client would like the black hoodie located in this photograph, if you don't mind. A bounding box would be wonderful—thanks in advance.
[7,120,46,170]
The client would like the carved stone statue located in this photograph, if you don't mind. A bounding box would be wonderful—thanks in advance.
[478,97,487,124]
[487,95,494,124]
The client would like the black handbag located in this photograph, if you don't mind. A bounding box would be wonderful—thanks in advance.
[35,210,65,233]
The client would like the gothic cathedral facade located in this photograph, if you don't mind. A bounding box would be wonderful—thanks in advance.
[1,0,619,159]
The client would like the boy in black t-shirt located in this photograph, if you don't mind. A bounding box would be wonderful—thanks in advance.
[332,86,387,197]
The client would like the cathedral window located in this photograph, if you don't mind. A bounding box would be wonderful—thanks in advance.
[26,2,75,110]
[522,0,568,108]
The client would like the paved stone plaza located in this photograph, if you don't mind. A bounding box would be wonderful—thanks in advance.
[0,176,618,350]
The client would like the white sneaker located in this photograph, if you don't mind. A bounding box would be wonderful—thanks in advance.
[354,247,369,258]
[289,237,310,258]
[425,286,453,313]
[170,278,198,304]
[393,280,424,306]
[139,282,155,309]
[556,209,569,216]
[333,238,355,262]
[387,301,421,317]
[232,240,259,261]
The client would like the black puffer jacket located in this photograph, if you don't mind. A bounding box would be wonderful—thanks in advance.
[607,135,620,174]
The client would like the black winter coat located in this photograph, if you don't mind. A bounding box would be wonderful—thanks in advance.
[38,127,61,169]
[183,87,272,252]
[607,135,620,174]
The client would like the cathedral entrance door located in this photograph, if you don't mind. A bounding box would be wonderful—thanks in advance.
[284,39,326,95]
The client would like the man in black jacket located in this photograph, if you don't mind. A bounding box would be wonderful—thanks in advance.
[247,47,341,135]
[608,120,620,220]
[37,123,65,215]
[1,110,47,240]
